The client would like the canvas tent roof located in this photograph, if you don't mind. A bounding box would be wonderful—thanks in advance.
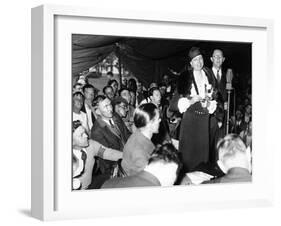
[72,34,251,87]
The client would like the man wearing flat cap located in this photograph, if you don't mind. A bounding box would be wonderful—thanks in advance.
[170,47,217,173]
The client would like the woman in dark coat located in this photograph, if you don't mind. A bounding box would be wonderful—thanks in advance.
[170,47,217,172]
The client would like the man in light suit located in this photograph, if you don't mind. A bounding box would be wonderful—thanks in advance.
[102,143,181,188]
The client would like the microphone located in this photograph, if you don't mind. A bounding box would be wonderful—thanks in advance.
[226,68,233,91]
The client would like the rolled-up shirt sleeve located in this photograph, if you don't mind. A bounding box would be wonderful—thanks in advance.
[178,97,192,113]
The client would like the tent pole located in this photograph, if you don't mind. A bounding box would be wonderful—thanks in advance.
[117,49,122,88]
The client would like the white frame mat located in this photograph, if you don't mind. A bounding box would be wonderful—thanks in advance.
[31,4,274,221]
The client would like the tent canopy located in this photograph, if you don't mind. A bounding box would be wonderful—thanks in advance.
[72,34,252,87]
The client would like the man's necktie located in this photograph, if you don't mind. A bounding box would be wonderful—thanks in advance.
[217,70,220,83]
[109,119,125,149]
[109,119,121,138]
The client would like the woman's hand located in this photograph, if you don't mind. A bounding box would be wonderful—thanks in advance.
[178,98,191,113]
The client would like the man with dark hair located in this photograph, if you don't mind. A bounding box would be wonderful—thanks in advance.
[119,88,135,131]
[107,79,119,97]
[112,96,129,118]
[103,85,115,100]
[121,103,161,176]
[102,143,180,188]
[90,95,131,176]
[72,120,122,190]
[106,71,113,78]
[127,78,137,93]
[112,96,133,132]
[136,80,145,106]
[81,84,97,130]
[73,91,90,134]
[210,49,227,102]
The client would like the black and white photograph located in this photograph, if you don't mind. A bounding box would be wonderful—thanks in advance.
[26,0,280,223]
[71,34,252,190]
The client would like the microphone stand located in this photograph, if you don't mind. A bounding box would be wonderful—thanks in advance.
[225,69,234,135]
[226,89,232,134]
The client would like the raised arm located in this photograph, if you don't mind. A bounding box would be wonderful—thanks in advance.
[87,139,123,161]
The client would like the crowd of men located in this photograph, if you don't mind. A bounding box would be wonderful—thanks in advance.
[72,48,252,190]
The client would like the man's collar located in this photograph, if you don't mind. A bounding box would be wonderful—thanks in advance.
[96,117,113,127]
[212,67,221,73]
[217,160,227,174]
[84,101,91,109]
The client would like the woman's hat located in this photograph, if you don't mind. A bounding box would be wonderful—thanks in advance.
[188,47,202,61]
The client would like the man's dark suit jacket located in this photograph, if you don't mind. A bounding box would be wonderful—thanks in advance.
[205,67,226,123]
[101,170,161,188]
[91,113,131,150]
[90,113,131,175]
[206,68,227,162]
[209,68,227,103]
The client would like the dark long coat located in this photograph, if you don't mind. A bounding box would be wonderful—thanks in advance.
[170,67,217,172]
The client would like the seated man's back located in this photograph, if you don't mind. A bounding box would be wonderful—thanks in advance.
[102,143,180,189]
[205,134,252,184]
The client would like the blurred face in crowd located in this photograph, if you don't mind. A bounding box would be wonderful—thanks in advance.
[248,121,252,132]
[159,85,166,97]
[96,98,113,120]
[115,102,128,118]
[110,81,119,95]
[190,54,204,71]
[84,87,95,103]
[121,77,127,87]
[136,81,143,92]
[107,72,113,79]
[73,83,83,92]
[245,105,252,114]
[120,89,131,104]
[130,91,136,106]
[244,98,250,106]
[73,93,84,113]
[104,86,115,100]
[236,110,242,120]
[211,49,225,70]
[73,125,89,148]
[148,109,161,134]
[163,75,169,84]
[151,89,161,106]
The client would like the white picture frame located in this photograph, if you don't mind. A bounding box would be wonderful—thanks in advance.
[31,4,274,221]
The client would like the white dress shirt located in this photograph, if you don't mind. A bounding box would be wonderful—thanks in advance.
[212,67,222,82]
